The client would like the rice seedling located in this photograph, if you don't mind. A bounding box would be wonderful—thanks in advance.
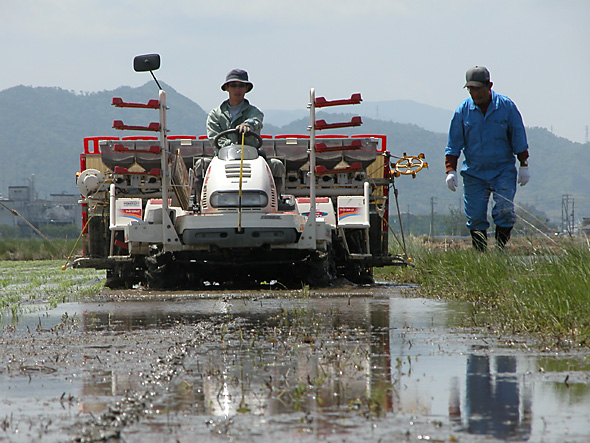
[0,260,104,319]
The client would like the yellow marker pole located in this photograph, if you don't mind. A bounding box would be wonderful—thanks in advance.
[62,215,93,270]
[238,132,245,232]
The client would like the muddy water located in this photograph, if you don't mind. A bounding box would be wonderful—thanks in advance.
[1,284,590,442]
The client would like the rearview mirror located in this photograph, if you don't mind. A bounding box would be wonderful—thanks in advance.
[133,54,161,72]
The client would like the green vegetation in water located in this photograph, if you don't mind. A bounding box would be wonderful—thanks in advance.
[378,236,590,348]
[0,260,104,319]
[215,301,384,418]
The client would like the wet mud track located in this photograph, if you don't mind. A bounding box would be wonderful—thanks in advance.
[1,284,590,442]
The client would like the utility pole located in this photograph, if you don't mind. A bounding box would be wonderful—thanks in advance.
[562,194,575,235]
[430,196,437,237]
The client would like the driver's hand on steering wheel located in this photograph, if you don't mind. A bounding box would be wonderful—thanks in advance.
[236,123,251,134]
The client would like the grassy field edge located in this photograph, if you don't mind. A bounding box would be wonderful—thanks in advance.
[378,235,590,349]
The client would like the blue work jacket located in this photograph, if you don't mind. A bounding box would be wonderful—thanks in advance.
[445,90,528,172]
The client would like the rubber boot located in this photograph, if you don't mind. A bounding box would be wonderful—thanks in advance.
[470,230,487,252]
[495,226,512,250]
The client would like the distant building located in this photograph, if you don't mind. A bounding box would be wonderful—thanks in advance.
[9,186,32,201]
[0,185,81,229]
[0,196,11,226]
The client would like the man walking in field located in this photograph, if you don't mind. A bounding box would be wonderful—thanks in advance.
[445,66,530,251]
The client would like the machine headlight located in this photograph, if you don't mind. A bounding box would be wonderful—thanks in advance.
[210,191,268,208]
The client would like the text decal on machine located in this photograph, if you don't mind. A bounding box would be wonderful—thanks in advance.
[338,207,360,220]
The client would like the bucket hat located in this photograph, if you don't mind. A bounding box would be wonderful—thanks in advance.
[221,69,253,92]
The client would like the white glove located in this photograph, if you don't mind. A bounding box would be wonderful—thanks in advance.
[446,170,458,192]
[518,166,530,186]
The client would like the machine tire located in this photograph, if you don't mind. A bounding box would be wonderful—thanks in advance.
[144,253,192,289]
[297,250,335,288]
[356,266,375,285]
[145,254,173,289]
[105,262,141,289]
[105,269,125,289]
[341,262,374,285]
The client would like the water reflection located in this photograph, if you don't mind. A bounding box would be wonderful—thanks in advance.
[78,371,140,415]
[73,295,590,440]
[462,355,531,440]
[5,290,590,441]
[75,296,400,425]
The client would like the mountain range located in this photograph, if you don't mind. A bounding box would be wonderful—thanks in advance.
[265,99,452,134]
[1,82,588,225]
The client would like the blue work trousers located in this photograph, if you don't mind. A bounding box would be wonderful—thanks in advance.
[461,163,517,231]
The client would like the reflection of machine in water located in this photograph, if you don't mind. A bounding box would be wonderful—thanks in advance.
[78,295,395,423]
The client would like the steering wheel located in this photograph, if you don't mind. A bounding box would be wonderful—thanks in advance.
[393,153,428,178]
[213,128,263,151]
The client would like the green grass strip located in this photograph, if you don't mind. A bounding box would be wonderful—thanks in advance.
[378,236,590,348]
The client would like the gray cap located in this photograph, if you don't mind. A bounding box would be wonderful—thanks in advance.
[464,66,490,88]
[221,69,253,92]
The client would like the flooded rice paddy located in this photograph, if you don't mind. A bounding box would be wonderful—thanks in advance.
[1,283,590,442]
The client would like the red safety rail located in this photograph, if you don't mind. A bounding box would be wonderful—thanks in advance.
[315,162,362,175]
[84,136,119,154]
[317,134,347,138]
[114,144,161,154]
[112,97,160,109]
[113,166,161,176]
[314,93,362,108]
[351,134,387,152]
[198,135,315,140]
[79,154,86,172]
[316,139,362,153]
[113,120,161,132]
[315,116,362,130]
[122,136,158,141]
[168,135,197,140]
[296,197,331,203]
[274,134,310,139]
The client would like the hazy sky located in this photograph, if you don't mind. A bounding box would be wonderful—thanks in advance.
[2,0,589,142]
